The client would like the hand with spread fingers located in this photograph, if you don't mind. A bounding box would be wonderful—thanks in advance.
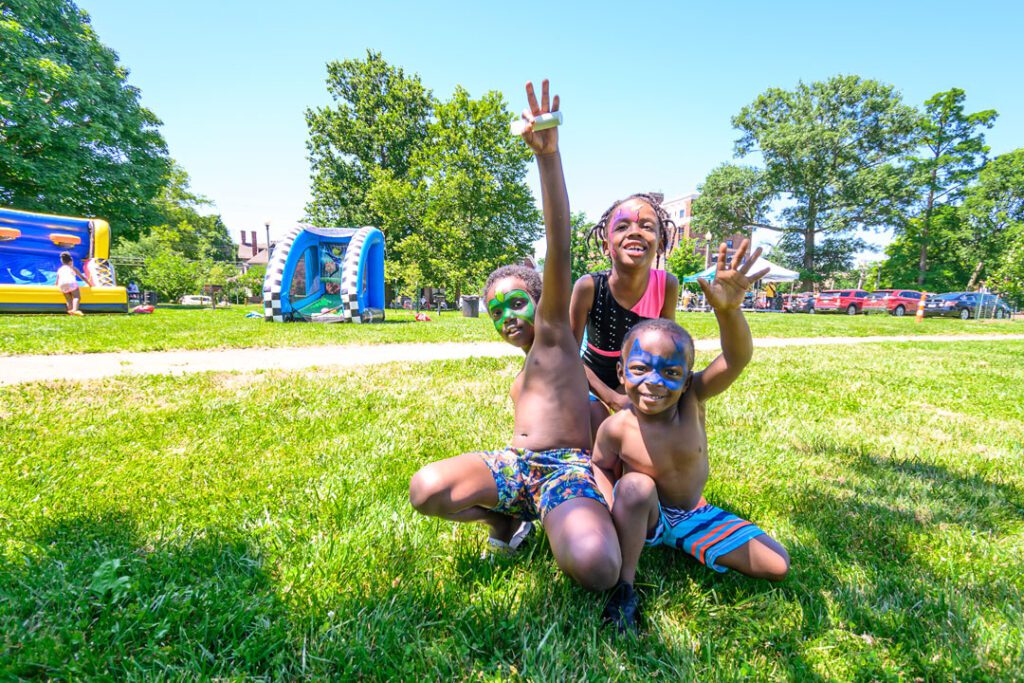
[697,239,770,313]
[518,79,560,157]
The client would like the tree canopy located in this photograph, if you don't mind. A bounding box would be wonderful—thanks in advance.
[309,53,541,296]
[695,75,919,288]
[366,86,539,296]
[305,50,433,227]
[906,88,997,285]
[0,0,170,236]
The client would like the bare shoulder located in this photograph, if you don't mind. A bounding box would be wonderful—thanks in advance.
[601,408,635,439]
[571,274,596,299]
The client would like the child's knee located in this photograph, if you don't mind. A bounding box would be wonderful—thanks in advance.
[408,465,445,514]
[764,545,790,582]
[752,538,790,582]
[564,532,620,591]
[614,472,658,511]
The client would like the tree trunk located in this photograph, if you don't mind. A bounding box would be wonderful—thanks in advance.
[802,201,817,292]
[917,170,938,286]
[966,261,984,291]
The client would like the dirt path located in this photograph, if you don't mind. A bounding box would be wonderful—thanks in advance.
[2,334,1022,386]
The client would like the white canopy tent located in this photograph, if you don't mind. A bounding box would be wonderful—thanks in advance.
[682,257,799,283]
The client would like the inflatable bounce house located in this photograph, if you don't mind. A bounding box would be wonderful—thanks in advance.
[263,225,385,323]
[0,207,127,313]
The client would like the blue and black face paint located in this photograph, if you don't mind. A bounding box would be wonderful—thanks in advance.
[623,337,689,392]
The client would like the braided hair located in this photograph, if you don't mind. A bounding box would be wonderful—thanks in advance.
[585,193,678,257]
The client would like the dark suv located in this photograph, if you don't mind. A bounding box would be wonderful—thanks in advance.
[815,289,870,315]
[924,292,1013,320]
[782,292,816,313]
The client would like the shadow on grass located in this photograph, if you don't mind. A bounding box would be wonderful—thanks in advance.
[768,438,1023,679]
[0,514,298,680]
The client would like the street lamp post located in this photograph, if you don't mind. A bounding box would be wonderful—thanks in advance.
[704,231,713,268]
[264,221,271,260]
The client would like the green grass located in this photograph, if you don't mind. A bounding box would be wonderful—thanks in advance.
[1,341,1022,679]
[1,305,1021,355]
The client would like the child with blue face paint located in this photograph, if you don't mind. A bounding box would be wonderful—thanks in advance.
[591,239,790,632]
[408,80,621,593]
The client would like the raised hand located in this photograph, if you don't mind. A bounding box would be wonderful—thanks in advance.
[518,80,560,157]
[697,239,770,313]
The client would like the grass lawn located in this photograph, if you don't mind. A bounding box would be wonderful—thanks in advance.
[1,341,1022,679]
[1,305,1021,355]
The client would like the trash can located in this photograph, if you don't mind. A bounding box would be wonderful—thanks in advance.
[461,295,480,317]
[143,291,158,306]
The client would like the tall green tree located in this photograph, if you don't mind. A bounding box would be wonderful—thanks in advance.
[960,148,1024,292]
[877,206,974,292]
[0,0,169,236]
[305,50,433,226]
[367,87,540,297]
[722,75,918,289]
[908,88,997,285]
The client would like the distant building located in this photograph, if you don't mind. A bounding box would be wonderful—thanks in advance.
[237,230,276,270]
[661,191,750,268]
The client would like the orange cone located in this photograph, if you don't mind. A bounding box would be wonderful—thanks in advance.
[915,292,927,323]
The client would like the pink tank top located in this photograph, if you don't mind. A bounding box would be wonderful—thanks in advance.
[630,268,666,318]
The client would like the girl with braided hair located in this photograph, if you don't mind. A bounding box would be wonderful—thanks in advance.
[569,194,680,438]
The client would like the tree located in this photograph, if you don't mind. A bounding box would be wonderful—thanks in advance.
[305,50,433,226]
[665,237,706,289]
[988,224,1024,306]
[134,246,205,302]
[691,164,772,241]
[570,212,606,283]
[960,148,1024,292]
[722,75,918,289]
[149,162,234,260]
[907,89,997,285]
[0,0,169,237]
[876,206,973,292]
[367,87,540,297]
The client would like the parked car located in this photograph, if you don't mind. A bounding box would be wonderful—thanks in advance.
[862,289,926,317]
[782,292,816,313]
[814,289,870,315]
[180,295,212,306]
[923,292,1013,320]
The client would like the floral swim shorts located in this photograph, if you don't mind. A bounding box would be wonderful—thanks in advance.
[478,447,607,523]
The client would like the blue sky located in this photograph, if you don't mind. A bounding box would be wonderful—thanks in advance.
[82,0,1022,260]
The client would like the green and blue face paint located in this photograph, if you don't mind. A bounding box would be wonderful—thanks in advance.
[623,337,688,392]
[487,288,535,334]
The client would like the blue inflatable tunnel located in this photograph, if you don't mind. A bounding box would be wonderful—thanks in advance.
[263,225,385,323]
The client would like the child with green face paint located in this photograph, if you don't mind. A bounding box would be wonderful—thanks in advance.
[591,240,791,633]
[409,80,621,594]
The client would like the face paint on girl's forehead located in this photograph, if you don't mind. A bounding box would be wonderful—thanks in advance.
[624,337,688,392]
[608,206,640,259]
[487,288,535,333]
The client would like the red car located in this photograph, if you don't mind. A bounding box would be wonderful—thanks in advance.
[862,289,926,317]
[814,289,870,315]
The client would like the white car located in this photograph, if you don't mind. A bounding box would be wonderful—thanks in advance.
[180,295,212,306]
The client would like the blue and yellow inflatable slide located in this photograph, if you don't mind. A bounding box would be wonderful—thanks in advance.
[0,207,127,313]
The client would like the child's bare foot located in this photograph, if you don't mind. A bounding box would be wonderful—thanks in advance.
[602,580,640,633]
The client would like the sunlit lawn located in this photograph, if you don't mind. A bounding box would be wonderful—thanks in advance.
[1,305,1021,355]
[1,341,1022,679]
